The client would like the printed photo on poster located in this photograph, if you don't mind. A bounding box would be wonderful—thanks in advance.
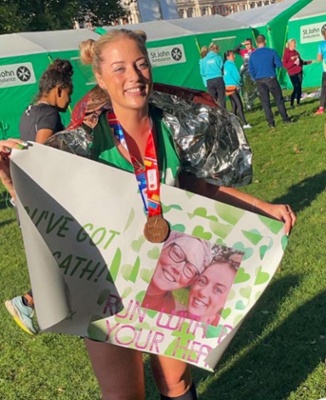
[141,231,244,326]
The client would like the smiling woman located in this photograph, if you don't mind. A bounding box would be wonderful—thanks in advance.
[0,28,296,400]
[141,232,212,314]
[187,261,238,326]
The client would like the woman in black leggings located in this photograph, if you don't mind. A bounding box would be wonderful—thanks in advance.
[282,38,312,107]
[223,50,251,129]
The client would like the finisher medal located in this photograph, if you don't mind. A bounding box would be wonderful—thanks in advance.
[108,112,170,244]
[144,215,170,243]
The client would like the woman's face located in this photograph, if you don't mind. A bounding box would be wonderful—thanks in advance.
[188,262,236,323]
[289,40,296,50]
[95,37,152,113]
[151,237,207,292]
[57,86,72,112]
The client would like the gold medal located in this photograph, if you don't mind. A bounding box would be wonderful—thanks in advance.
[144,215,170,243]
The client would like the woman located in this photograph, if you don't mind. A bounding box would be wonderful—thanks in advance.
[20,58,73,143]
[223,50,251,129]
[282,39,312,108]
[187,260,237,326]
[5,59,74,336]
[201,43,226,108]
[142,232,211,313]
[315,25,326,115]
[199,45,208,88]
[0,29,296,400]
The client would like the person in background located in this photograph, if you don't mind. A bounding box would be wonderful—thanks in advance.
[200,42,226,108]
[282,38,312,108]
[234,38,258,110]
[223,50,251,129]
[4,59,73,335]
[20,59,73,143]
[249,34,291,128]
[234,38,255,64]
[0,29,296,400]
[199,46,208,88]
[315,24,326,115]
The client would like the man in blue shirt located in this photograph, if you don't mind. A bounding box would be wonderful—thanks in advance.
[249,35,291,128]
[315,24,326,115]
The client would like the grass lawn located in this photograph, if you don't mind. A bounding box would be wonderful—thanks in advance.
[1,95,326,399]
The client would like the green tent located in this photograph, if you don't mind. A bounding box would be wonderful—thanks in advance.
[101,16,254,91]
[228,0,312,57]
[227,0,312,87]
[0,29,99,139]
[287,0,326,89]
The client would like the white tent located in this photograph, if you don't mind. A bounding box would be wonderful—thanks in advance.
[289,0,326,20]
[0,29,99,58]
[227,0,302,27]
[102,14,251,41]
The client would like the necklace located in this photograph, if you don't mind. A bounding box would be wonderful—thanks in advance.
[37,101,51,106]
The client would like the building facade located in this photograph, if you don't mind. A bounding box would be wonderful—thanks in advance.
[121,0,283,24]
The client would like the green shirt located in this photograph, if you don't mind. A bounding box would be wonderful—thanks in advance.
[91,106,181,186]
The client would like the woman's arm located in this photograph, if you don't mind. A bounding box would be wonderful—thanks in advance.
[282,49,292,70]
[0,139,28,200]
[178,171,296,235]
[231,64,241,87]
[35,128,55,144]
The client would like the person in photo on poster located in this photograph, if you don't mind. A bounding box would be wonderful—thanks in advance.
[141,231,212,313]
[185,259,239,327]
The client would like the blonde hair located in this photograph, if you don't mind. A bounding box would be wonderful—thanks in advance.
[79,29,148,74]
[209,42,219,52]
[286,38,296,48]
[200,46,208,58]
[79,39,95,65]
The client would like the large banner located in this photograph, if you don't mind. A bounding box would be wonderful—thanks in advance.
[10,144,287,371]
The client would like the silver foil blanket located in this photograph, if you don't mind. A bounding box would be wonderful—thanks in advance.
[150,91,253,187]
[45,127,92,158]
[46,90,253,187]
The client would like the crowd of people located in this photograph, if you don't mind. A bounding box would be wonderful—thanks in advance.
[5,24,326,399]
[199,30,324,128]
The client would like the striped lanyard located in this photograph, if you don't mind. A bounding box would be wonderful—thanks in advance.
[107,111,162,217]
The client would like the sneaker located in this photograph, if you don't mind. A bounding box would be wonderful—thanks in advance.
[269,122,276,128]
[243,124,252,129]
[314,107,324,115]
[283,118,293,124]
[5,296,38,335]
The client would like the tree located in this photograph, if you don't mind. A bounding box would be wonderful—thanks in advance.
[78,0,126,26]
[0,0,126,34]
[0,2,26,33]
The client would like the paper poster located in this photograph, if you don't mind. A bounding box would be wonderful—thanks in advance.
[10,143,287,371]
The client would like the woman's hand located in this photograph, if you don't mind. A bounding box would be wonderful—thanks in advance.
[255,199,296,236]
[0,139,28,199]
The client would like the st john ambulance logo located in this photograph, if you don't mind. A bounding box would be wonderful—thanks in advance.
[148,44,186,68]
[171,47,183,61]
[16,66,32,82]
[0,62,36,88]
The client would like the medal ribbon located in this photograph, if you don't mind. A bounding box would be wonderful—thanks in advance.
[107,111,162,217]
